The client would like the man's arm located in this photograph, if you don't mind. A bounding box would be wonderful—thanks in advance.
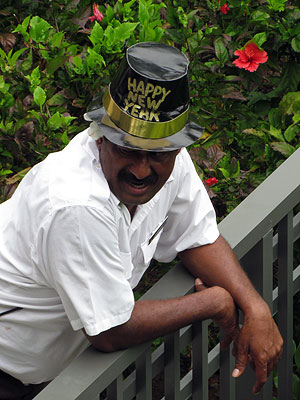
[178,234,283,394]
[84,281,238,353]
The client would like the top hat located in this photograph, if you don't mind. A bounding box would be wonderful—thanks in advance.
[84,42,204,151]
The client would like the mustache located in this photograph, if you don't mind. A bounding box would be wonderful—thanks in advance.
[118,170,158,185]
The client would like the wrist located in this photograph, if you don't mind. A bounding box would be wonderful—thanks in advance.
[210,286,235,321]
[241,297,271,319]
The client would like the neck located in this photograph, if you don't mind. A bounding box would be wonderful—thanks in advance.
[125,204,137,219]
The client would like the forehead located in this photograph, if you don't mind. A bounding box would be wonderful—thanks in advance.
[104,137,178,157]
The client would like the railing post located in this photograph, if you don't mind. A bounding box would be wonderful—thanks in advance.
[220,339,235,400]
[192,319,209,399]
[136,346,152,400]
[164,330,181,400]
[107,376,123,400]
[277,212,294,400]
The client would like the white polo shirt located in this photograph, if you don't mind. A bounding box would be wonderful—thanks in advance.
[0,129,219,384]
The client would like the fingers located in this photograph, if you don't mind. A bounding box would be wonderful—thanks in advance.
[252,357,268,394]
[220,333,233,351]
[232,342,248,379]
[194,278,207,292]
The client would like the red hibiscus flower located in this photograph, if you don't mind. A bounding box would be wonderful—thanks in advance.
[89,3,104,23]
[233,42,268,72]
[205,177,218,187]
[219,2,230,14]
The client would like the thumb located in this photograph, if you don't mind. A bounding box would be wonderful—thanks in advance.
[194,278,206,292]
[232,350,248,378]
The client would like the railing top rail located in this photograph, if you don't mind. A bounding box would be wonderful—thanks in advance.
[219,146,300,259]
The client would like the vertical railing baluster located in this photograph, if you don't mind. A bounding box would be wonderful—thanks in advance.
[192,319,209,399]
[220,340,235,400]
[277,212,294,400]
[136,346,152,400]
[107,376,123,400]
[164,330,181,400]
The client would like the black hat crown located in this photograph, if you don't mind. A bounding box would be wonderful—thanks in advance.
[103,42,190,139]
[85,42,204,151]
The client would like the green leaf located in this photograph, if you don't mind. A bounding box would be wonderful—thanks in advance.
[115,22,138,42]
[0,47,6,61]
[47,93,66,106]
[269,126,285,141]
[60,130,70,145]
[139,0,149,25]
[284,124,299,142]
[251,11,270,22]
[89,22,104,46]
[291,37,300,52]
[243,128,265,138]
[270,141,295,157]
[0,149,13,158]
[29,16,52,43]
[62,116,76,126]
[279,92,300,116]
[22,48,33,71]
[266,0,287,11]
[50,31,64,48]
[29,110,44,125]
[0,169,13,176]
[86,48,105,73]
[12,15,30,41]
[293,114,300,123]
[33,86,46,108]
[104,25,115,45]
[47,56,69,74]
[47,112,62,129]
[253,32,268,47]
[218,167,230,179]
[214,37,228,65]
[26,66,41,90]
[8,48,27,67]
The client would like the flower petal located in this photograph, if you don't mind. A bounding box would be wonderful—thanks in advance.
[233,59,251,69]
[245,62,259,72]
[252,51,268,64]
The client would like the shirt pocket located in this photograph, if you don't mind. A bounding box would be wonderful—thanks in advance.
[119,251,134,280]
[140,216,168,265]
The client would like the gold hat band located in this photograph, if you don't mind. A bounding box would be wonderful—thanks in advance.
[102,88,189,139]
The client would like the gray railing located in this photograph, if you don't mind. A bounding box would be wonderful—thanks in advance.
[36,147,300,400]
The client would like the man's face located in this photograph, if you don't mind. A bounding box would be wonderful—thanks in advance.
[97,137,180,210]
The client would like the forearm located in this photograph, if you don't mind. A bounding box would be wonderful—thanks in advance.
[85,285,235,352]
[179,235,269,317]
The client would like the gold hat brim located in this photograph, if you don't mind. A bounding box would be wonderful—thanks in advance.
[84,107,204,152]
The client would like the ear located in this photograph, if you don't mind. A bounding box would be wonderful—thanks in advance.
[96,137,104,151]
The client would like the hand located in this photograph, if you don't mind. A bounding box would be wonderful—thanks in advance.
[231,305,283,394]
[195,278,240,350]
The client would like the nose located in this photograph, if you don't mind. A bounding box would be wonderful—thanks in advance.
[129,154,152,180]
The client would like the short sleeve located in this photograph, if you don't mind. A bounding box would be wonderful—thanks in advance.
[37,205,135,336]
[154,149,219,262]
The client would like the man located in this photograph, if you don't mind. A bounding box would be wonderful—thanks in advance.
[0,42,282,399]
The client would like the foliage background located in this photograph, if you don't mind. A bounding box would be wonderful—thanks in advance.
[1,0,300,395]
[1,0,300,214]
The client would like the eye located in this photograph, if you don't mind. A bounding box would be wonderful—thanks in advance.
[118,147,136,157]
[149,152,172,162]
